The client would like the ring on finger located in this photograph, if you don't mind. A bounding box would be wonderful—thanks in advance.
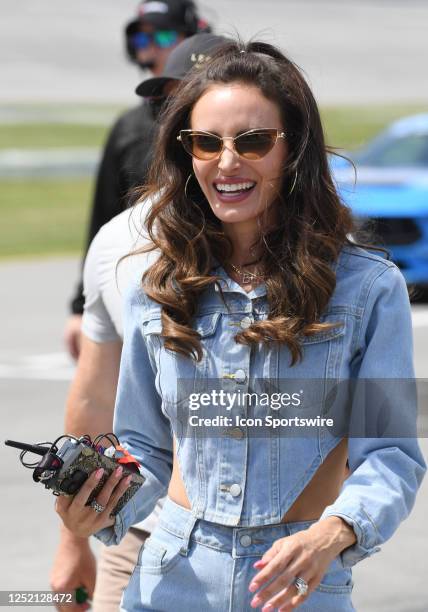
[293,576,309,597]
[90,499,105,513]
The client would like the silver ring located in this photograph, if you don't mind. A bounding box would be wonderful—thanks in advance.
[294,577,308,597]
[90,500,105,513]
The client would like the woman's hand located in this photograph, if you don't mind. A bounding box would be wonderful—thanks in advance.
[55,466,132,538]
[248,516,356,611]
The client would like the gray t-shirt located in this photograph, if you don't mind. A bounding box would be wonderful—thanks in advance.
[82,200,164,533]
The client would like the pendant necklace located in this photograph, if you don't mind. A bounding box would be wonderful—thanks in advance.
[228,259,265,284]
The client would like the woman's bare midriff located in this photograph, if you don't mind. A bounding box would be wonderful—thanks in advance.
[167,437,350,522]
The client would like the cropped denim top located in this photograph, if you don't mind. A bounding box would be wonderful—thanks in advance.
[96,245,426,567]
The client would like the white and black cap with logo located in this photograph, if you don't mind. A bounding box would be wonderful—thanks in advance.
[135,33,229,97]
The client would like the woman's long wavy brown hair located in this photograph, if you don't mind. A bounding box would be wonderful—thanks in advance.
[134,40,357,365]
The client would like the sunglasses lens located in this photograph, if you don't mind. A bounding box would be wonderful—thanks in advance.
[182,133,221,160]
[154,30,179,48]
[132,32,151,50]
[236,130,277,160]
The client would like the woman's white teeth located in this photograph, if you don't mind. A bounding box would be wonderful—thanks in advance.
[216,182,255,192]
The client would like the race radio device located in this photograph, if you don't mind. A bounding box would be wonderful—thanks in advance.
[4,433,145,515]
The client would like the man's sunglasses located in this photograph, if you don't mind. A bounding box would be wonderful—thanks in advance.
[132,30,179,50]
[177,129,286,161]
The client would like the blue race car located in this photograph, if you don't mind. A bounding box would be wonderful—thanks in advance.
[332,113,428,286]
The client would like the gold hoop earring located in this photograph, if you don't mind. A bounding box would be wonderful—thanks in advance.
[184,173,194,199]
[288,171,298,196]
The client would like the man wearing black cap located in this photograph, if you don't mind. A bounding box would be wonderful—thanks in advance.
[53,32,228,612]
[125,0,210,73]
[65,0,210,360]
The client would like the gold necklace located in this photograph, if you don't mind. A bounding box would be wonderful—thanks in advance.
[228,262,265,284]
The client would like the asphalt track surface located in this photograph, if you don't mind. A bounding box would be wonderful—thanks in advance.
[2,0,428,105]
[0,257,427,610]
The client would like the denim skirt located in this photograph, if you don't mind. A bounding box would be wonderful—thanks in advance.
[121,497,355,611]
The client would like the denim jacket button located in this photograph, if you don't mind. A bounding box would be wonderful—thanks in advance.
[240,534,252,547]
[240,316,253,329]
[222,427,245,440]
[234,369,247,383]
[230,483,242,497]
[231,427,245,440]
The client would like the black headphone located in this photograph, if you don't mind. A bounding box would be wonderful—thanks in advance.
[181,1,200,36]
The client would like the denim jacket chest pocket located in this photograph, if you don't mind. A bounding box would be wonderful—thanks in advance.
[271,308,354,462]
[142,311,222,414]
[274,309,349,383]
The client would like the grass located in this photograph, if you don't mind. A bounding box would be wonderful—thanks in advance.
[321,104,427,150]
[0,179,92,258]
[1,103,426,259]
[0,124,109,149]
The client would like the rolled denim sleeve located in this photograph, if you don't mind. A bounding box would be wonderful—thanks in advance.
[319,264,426,567]
[94,282,173,546]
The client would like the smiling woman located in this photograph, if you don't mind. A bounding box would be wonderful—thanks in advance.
[139,41,358,364]
[189,84,287,229]
[55,40,426,612]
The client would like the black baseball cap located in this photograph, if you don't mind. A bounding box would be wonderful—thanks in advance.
[136,33,229,97]
[126,0,203,37]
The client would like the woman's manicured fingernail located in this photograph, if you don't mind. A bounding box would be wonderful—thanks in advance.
[249,582,258,593]
[250,597,261,608]
[262,605,273,612]
[115,466,123,477]
[95,468,104,480]
[125,475,132,485]
[253,560,266,568]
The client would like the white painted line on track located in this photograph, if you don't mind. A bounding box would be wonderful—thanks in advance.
[0,148,99,178]
[0,352,75,381]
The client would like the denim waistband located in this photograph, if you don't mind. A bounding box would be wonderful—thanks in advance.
[158,497,318,558]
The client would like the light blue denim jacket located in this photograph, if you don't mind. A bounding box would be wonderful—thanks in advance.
[96,245,426,567]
